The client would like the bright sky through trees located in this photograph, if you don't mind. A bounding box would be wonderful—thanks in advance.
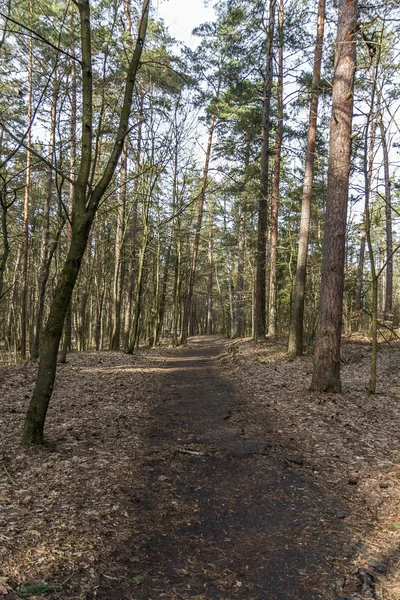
[156,0,215,46]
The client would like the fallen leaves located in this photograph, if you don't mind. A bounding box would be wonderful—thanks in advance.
[223,335,400,600]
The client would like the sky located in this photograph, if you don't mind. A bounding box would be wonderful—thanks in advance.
[154,0,216,47]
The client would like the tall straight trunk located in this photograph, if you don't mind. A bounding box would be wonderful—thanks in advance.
[354,222,366,320]
[0,196,10,302]
[123,95,143,350]
[310,0,357,392]
[127,231,149,352]
[171,127,182,347]
[150,225,161,346]
[31,75,59,360]
[22,0,150,444]
[233,137,251,339]
[180,113,216,344]
[233,195,247,338]
[224,198,234,337]
[378,108,393,320]
[364,117,378,393]
[60,36,77,364]
[21,2,33,359]
[268,0,284,336]
[255,0,276,340]
[128,168,156,352]
[111,138,127,349]
[288,0,326,354]
[7,248,22,353]
[206,197,214,335]
[154,230,172,345]
[172,219,182,347]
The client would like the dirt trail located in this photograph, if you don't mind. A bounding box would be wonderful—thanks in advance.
[98,337,350,600]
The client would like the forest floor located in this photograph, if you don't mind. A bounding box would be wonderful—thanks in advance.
[1,335,400,600]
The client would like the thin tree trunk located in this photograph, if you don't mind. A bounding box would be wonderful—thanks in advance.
[378,107,393,321]
[268,0,284,336]
[364,118,378,394]
[310,0,357,393]
[172,219,182,347]
[288,0,325,354]
[180,113,216,344]
[123,95,143,350]
[255,0,276,340]
[0,196,10,302]
[233,195,247,338]
[60,36,77,364]
[21,1,33,359]
[206,196,214,335]
[111,138,127,349]
[154,230,172,345]
[31,75,59,359]
[127,233,148,352]
[354,225,366,322]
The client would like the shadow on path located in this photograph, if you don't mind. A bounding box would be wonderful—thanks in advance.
[98,337,352,600]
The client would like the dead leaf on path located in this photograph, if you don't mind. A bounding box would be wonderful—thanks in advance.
[0,584,9,595]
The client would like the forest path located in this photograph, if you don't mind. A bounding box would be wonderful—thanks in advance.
[98,336,349,600]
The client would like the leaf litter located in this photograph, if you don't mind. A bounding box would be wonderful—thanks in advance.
[0,336,399,599]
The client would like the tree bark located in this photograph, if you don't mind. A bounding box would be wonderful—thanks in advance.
[111,138,127,349]
[21,1,33,359]
[31,74,59,360]
[0,192,11,303]
[180,113,216,344]
[310,0,357,393]
[206,196,214,336]
[268,0,284,336]
[288,0,325,354]
[255,0,276,340]
[60,34,77,364]
[378,107,393,321]
[364,118,378,394]
[123,95,143,350]
[233,195,247,338]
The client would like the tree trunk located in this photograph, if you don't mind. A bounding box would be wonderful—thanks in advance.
[364,118,378,394]
[268,0,284,336]
[31,75,59,360]
[21,2,33,359]
[123,95,143,350]
[288,0,325,354]
[233,195,247,338]
[0,196,10,303]
[378,107,393,321]
[255,0,276,340]
[111,138,127,349]
[310,0,357,392]
[172,219,182,347]
[154,231,172,346]
[22,0,150,444]
[206,196,214,336]
[60,35,77,364]
[180,113,216,344]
